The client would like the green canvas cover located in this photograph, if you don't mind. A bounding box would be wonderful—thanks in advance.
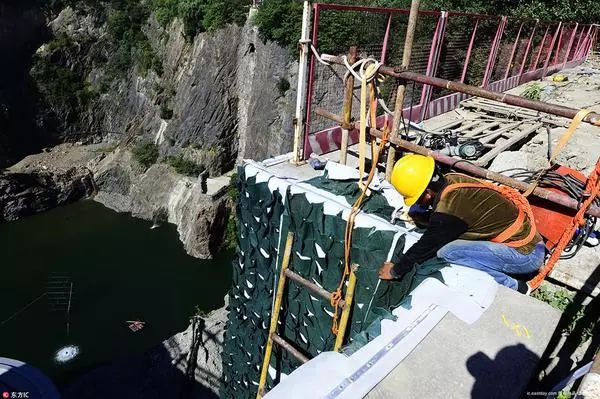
[220,164,436,398]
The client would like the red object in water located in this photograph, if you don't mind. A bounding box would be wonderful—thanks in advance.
[529,164,587,249]
[126,320,146,332]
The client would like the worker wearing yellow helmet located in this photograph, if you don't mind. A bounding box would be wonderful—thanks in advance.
[379,154,545,294]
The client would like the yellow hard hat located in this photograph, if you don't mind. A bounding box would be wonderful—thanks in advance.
[390,154,435,206]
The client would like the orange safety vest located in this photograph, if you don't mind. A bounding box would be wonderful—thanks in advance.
[440,181,538,248]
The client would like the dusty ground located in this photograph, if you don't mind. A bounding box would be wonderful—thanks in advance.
[425,65,600,175]
[7,142,109,173]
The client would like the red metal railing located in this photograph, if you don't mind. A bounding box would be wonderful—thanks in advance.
[303,3,597,158]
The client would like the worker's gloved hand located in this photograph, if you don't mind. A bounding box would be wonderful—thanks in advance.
[378,261,412,280]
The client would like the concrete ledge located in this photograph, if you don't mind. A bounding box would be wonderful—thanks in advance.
[367,286,562,399]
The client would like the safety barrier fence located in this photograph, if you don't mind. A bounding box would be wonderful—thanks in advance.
[590,31,600,67]
[303,3,598,158]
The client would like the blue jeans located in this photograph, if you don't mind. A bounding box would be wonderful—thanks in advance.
[437,240,545,290]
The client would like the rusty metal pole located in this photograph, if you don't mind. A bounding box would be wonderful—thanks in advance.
[340,47,357,165]
[370,129,600,218]
[385,0,421,180]
[320,53,600,126]
[394,71,600,125]
[311,107,600,217]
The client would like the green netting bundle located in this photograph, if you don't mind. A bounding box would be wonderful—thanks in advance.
[220,165,418,398]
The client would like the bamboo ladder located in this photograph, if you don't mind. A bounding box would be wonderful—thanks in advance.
[256,232,358,398]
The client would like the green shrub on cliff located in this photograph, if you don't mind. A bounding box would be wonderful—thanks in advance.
[152,0,180,26]
[200,0,247,32]
[165,154,205,176]
[276,77,290,96]
[177,0,204,37]
[132,142,159,169]
[30,59,98,121]
[253,0,303,50]
[224,172,239,249]
[151,0,249,39]
[105,0,162,79]
[160,104,174,119]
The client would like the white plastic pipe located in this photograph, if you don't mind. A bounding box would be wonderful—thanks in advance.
[292,1,312,163]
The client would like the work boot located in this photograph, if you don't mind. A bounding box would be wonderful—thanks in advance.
[517,280,532,295]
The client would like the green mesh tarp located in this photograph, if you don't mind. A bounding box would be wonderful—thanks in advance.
[304,173,395,220]
[220,164,424,398]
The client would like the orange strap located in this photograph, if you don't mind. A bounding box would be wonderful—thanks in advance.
[528,159,600,289]
[440,180,538,248]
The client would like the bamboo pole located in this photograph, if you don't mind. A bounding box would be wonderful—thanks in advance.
[272,334,310,364]
[257,232,294,399]
[284,269,346,308]
[385,0,421,180]
[333,266,358,352]
[340,47,357,165]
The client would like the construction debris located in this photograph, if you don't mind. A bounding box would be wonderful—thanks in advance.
[415,97,570,167]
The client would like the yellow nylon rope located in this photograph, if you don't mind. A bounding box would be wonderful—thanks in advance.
[331,63,388,335]
[358,64,380,191]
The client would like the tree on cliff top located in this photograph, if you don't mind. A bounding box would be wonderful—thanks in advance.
[255,0,600,53]
[151,0,249,38]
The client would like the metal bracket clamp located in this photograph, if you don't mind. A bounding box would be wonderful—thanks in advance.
[393,65,409,73]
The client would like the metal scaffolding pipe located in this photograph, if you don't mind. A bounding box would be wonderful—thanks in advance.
[369,128,600,218]
[320,55,600,126]
[272,334,310,364]
[284,269,346,308]
[386,0,421,179]
[311,106,600,216]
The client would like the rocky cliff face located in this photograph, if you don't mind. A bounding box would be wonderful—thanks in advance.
[91,147,231,259]
[1,142,99,221]
[0,166,94,222]
[30,6,297,176]
[1,4,299,259]
[0,1,51,167]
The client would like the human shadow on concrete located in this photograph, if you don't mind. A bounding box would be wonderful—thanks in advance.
[467,343,539,399]
[533,261,600,392]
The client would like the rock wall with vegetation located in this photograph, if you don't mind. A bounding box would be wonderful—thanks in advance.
[4,0,600,172]
[0,166,94,222]
[91,146,232,259]
[0,0,52,167]
[24,0,296,177]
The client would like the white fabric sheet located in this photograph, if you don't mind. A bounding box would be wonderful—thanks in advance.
[265,268,497,399]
